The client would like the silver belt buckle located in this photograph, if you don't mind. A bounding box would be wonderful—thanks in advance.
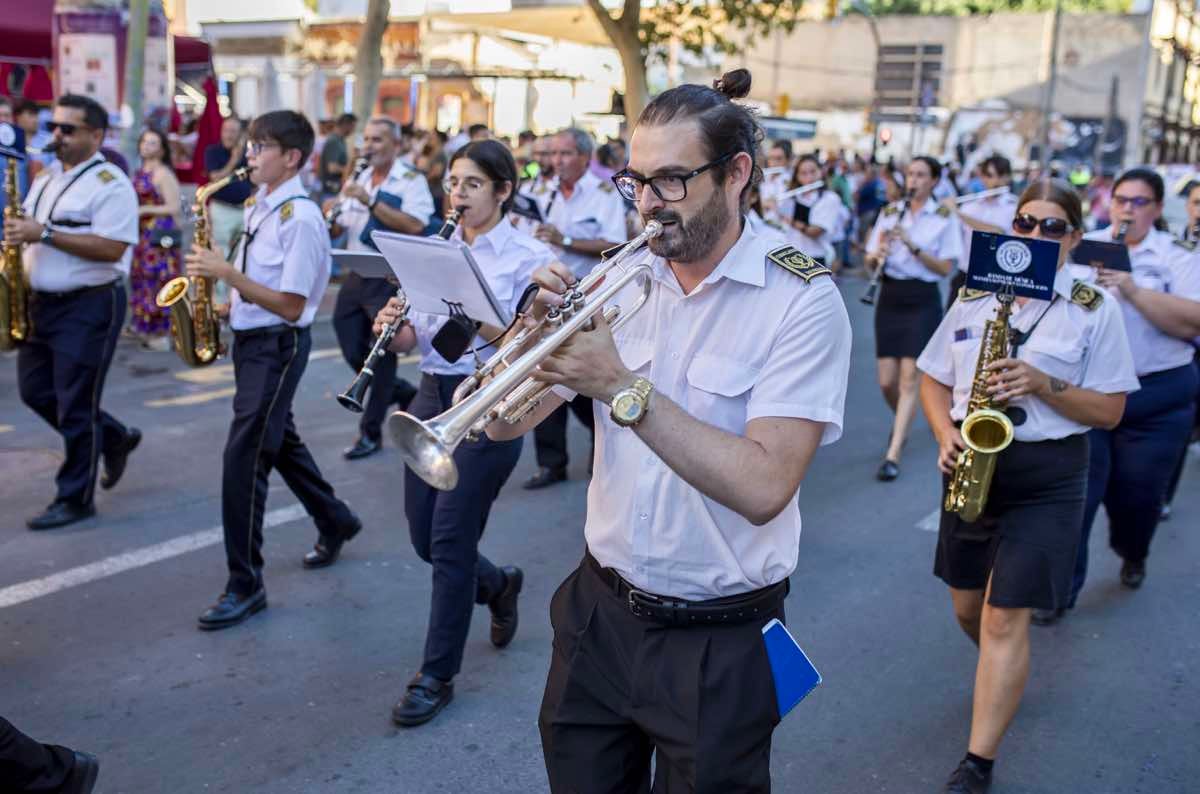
[627,588,652,615]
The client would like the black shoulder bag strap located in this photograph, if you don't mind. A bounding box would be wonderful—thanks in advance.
[33,158,107,226]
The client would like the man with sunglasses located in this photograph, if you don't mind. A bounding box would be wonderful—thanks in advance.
[487,69,852,792]
[3,94,142,530]
[327,116,432,463]
[185,110,362,630]
[525,127,627,490]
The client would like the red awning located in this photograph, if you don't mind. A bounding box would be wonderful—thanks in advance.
[175,35,212,67]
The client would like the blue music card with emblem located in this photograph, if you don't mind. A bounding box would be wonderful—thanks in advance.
[965,231,1058,301]
[0,122,26,160]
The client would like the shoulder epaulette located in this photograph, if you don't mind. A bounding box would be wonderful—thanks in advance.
[1070,280,1103,311]
[96,169,115,184]
[243,196,257,208]
[936,205,951,218]
[766,244,831,283]
[280,201,294,222]
[957,287,990,302]
[597,181,614,194]
[1173,237,1197,252]
[882,204,899,217]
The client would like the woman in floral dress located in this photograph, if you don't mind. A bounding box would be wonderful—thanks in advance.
[131,129,182,350]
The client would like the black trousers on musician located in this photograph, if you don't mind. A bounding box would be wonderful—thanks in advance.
[222,326,358,596]
[539,554,784,794]
[0,716,75,792]
[534,395,595,471]
[17,282,131,508]
[333,273,400,442]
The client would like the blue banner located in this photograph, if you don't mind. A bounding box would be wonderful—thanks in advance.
[965,231,1058,301]
[0,123,26,160]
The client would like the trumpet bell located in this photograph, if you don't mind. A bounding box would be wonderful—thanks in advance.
[388,411,459,491]
[156,276,190,308]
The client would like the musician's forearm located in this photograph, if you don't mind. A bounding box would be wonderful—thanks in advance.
[46,233,127,263]
[568,238,619,256]
[371,203,425,235]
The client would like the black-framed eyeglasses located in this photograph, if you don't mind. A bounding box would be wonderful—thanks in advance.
[611,152,736,202]
[1012,213,1074,239]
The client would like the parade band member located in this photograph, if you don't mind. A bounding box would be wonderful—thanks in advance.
[186,110,362,630]
[1063,168,1200,613]
[372,140,556,726]
[942,155,1017,308]
[525,127,627,490]
[329,116,432,460]
[3,94,142,530]
[865,156,962,481]
[780,153,844,267]
[1162,179,1200,519]
[0,714,99,793]
[488,69,852,792]
[917,181,1137,793]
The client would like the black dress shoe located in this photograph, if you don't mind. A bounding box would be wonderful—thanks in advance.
[343,436,382,460]
[197,589,267,631]
[1120,559,1146,589]
[62,751,100,794]
[100,427,142,490]
[26,501,95,531]
[393,378,418,412]
[303,516,363,569]
[523,466,567,490]
[944,758,992,793]
[876,459,900,482]
[1031,607,1066,626]
[391,673,454,727]
[489,566,523,648]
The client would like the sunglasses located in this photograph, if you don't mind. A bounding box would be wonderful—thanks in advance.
[46,121,88,135]
[1012,213,1074,239]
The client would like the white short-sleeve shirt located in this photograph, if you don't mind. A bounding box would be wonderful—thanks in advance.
[778,188,844,261]
[22,152,138,292]
[918,267,1139,441]
[338,159,435,252]
[867,198,964,282]
[230,174,330,331]
[576,222,853,601]
[544,170,628,278]
[1076,227,1200,376]
[409,218,556,376]
[955,192,1018,273]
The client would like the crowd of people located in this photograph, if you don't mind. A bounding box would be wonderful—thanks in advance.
[1,73,1198,794]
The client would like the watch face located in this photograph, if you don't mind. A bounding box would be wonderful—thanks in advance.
[613,393,642,423]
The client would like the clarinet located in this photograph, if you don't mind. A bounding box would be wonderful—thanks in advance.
[862,190,914,305]
[1114,220,1130,244]
[337,211,461,413]
[325,157,371,233]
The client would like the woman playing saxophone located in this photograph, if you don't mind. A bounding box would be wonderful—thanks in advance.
[914,180,1138,794]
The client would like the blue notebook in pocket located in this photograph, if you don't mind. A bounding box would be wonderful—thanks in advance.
[762,618,822,718]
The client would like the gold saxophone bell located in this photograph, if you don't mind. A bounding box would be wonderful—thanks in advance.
[388,220,663,491]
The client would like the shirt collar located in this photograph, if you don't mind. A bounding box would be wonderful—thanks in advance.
[57,151,104,178]
[1052,265,1077,300]
[649,218,765,291]
[387,158,415,184]
[468,216,515,256]
[258,174,306,210]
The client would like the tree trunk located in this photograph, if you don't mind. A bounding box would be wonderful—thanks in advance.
[353,0,391,130]
[585,0,649,126]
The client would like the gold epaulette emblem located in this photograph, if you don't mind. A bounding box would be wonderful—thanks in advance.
[1071,280,1103,311]
[280,202,294,222]
[243,196,257,208]
[882,204,899,217]
[766,245,831,283]
[936,205,951,217]
[1174,237,1197,252]
[96,170,115,184]
[402,169,418,180]
[598,181,614,194]
[958,288,990,302]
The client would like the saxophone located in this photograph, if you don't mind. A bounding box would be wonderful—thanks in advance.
[1,152,31,351]
[156,167,250,367]
[944,292,1017,522]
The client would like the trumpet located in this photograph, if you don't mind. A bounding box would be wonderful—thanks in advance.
[388,220,663,491]
[862,190,914,305]
[337,211,461,412]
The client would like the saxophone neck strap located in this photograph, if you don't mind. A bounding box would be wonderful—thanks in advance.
[1007,294,1058,357]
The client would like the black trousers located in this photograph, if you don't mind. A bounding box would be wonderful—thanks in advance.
[333,273,399,442]
[222,326,356,596]
[17,283,130,507]
[534,395,595,470]
[540,555,783,794]
[0,716,75,792]
[404,373,523,681]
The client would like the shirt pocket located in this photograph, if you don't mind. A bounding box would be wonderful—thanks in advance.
[950,337,982,383]
[684,353,759,433]
[1022,334,1085,385]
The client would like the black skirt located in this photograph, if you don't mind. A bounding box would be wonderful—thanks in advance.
[934,433,1089,610]
[874,275,942,359]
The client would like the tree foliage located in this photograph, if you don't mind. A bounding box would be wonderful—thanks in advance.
[864,0,1129,15]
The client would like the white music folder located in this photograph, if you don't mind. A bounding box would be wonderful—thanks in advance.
[370,230,510,327]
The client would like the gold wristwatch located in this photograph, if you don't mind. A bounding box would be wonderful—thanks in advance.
[610,377,654,427]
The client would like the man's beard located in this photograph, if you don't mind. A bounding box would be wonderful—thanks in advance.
[646,189,732,263]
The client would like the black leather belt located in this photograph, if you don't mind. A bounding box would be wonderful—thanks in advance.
[33,280,120,302]
[233,324,298,340]
[585,552,787,627]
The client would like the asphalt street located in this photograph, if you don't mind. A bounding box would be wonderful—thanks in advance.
[1,277,1197,794]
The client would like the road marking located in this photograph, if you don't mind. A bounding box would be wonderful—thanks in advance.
[0,424,12,434]
[916,509,941,532]
[0,503,308,610]
[145,386,237,408]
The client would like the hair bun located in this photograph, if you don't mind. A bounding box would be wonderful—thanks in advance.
[713,69,752,100]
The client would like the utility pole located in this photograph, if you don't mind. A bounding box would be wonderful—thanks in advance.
[120,0,150,168]
[1037,0,1063,172]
